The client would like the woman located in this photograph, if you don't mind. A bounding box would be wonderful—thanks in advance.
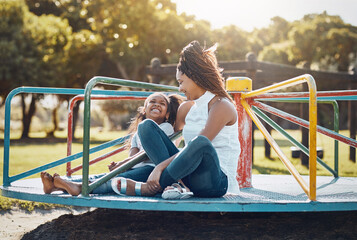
[112,40,241,198]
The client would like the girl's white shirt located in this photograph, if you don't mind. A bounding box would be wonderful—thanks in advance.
[182,91,241,194]
[130,122,174,169]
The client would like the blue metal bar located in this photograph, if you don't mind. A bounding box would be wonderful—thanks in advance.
[8,136,129,183]
[2,86,155,186]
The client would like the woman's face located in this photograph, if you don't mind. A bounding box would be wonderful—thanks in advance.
[176,70,204,100]
[144,94,169,124]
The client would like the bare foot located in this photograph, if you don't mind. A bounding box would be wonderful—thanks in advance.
[53,175,82,196]
[40,172,61,194]
[114,178,157,196]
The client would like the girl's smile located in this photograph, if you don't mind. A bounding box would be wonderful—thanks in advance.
[144,94,169,124]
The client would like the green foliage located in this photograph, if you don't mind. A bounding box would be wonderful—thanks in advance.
[287,12,357,70]
[257,42,291,64]
[256,12,357,70]
[213,25,250,60]
[0,0,72,99]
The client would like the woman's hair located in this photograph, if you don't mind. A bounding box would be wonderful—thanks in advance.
[126,92,184,149]
[177,40,234,103]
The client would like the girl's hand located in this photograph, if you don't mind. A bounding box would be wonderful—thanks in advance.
[108,161,116,171]
[108,161,123,171]
[146,165,163,192]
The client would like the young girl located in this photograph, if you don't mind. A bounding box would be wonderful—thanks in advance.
[40,92,184,196]
[111,41,241,199]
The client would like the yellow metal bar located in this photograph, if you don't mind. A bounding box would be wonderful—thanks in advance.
[241,75,308,99]
[241,100,310,196]
[306,75,317,201]
[240,74,317,201]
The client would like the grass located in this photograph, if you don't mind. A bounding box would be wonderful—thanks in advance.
[0,129,356,211]
[252,129,357,177]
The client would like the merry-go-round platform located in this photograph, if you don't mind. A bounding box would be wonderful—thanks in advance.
[2,174,357,212]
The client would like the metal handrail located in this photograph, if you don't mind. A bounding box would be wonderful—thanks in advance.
[255,98,340,176]
[65,93,149,176]
[2,87,139,186]
[241,74,317,200]
[81,76,179,196]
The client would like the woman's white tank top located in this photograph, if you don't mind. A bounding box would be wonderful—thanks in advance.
[182,91,241,194]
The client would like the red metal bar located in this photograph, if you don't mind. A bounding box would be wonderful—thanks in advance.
[252,101,357,148]
[233,93,253,188]
[252,90,357,99]
[66,95,146,176]
[67,146,126,176]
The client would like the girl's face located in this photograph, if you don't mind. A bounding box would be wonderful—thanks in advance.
[144,94,169,124]
[176,70,205,100]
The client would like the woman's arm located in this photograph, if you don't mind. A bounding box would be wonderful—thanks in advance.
[199,98,237,141]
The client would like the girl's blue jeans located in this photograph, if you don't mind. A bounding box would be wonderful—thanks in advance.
[70,165,154,194]
[138,119,228,197]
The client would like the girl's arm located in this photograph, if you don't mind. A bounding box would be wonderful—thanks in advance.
[129,147,140,157]
[108,147,144,171]
[174,100,194,132]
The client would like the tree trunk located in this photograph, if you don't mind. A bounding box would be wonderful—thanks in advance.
[115,62,129,79]
[47,107,58,137]
[72,101,81,140]
[21,94,37,139]
[300,97,309,167]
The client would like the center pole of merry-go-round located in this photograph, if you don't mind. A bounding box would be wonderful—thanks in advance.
[226,77,253,188]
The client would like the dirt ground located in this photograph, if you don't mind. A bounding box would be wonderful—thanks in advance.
[2,208,353,240]
[0,207,90,240]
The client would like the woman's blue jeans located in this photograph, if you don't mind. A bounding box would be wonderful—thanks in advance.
[138,119,228,197]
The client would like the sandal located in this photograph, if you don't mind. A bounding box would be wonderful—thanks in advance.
[111,177,142,196]
[162,183,193,200]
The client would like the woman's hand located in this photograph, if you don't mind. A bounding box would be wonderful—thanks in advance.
[146,153,177,192]
[146,165,164,192]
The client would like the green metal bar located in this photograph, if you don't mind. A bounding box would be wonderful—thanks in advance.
[252,107,338,177]
[331,101,339,175]
[82,77,179,196]
[87,131,183,193]
[259,98,339,176]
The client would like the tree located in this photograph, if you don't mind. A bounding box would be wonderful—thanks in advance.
[1,0,71,138]
[212,25,250,60]
[258,42,291,64]
[287,12,357,71]
[250,16,291,55]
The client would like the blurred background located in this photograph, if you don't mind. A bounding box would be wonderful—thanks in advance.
[1,0,357,139]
